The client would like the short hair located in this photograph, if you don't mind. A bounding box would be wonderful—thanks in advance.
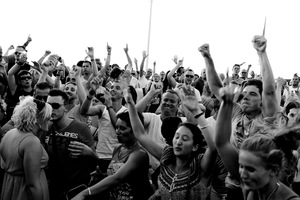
[242,79,263,97]
[35,82,53,91]
[163,89,181,104]
[49,89,69,104]
[16,70,31,79]
[83,61,91,66]
[11,96,37,132]
[117,111,144,129]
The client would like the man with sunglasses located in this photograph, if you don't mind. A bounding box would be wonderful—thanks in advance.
[46,89,98,200]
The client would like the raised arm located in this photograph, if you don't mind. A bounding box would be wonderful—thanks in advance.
[214,86,240,179]
[74,67,86,104]
[139,51,148,78]
[252,35,278,117]
[37,50,51,66]
[167,59,183,88]
[136,83,161,113]
[134,58,139,79]
[126,87,163,160]
[198,44,224,101]
[123,44,133,72]
[86,47,98,76]
[37,62,54,86]
[22,35,32,48]
[4,45,14,57]
[98,43,111,79]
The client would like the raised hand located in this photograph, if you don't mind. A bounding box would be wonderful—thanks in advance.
[124,44,129,54]
[198,44,211,58]
[219,83,239,104]
[172,55,178,64]
[181,85,199,114]
[85,47,94,59]
[107,43,112,54]
[8,45,14,50]
[45,50,51,56]
[124,86,134,105]
[74,66,81,77]
[276,77,286,87]
[142,50,148,59]
[17,52,27,65]
[27,34,32,43]
[153,61,156,66]
[90,77,102,92]
[103,89,112,107]
[252,35,267,52]
[134,58,138,65]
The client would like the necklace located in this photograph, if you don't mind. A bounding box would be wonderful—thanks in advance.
[266,182,280,200]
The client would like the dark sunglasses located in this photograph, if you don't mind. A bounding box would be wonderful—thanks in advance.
[185,75,194,78]
[48,103,63,109]
[35,95,48,102]
[20,76,32,80]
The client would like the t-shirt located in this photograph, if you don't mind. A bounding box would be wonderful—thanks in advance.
[46,119,96,194]
[139,75,150,89]
[96,106,127,159]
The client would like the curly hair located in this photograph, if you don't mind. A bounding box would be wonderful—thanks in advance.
[11,96,37,133]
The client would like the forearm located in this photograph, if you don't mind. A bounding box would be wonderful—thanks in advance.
[83,175,120,197]
[7,63,21,76]
[204,56,223,100]
[54,76,61,89]
[128,102,145,136]
[91,58,98,76]
[98,54,111,78]
[37,54,47,66]
[139,58,146,78]
[125,52,133,72]
[136,91,156,112]
[215,102,233,147]
[80,97,92,115]
[27,183,43,200]
[76,76,86,104]
[258,52,275,93]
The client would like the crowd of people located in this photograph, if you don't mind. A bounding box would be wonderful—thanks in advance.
[0,34,300,200]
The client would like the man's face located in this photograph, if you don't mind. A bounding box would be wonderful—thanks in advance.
[64,83,77,100]
[14,47,26,62]
[82,62,91,74]
[160,71,165,81]
[47,96,66,121]
[233,66,240,75]
[241,70,247,78]
[110,82,123,101]
[292,77,299,87]
[250,71,255,78]
[19,74,32,87]
[153,73,160,82]
[161,92,180,117]
[146,69,152,79]
[240,85,262,114]
[184,71,194,85]
[34,88,51,103]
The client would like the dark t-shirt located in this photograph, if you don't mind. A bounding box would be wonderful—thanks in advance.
[46,119,96,196]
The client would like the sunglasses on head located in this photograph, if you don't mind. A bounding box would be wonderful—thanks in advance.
[48,103,63,109]
[20,76,32,80]
[185,75,194,78]
[35,95,48,102]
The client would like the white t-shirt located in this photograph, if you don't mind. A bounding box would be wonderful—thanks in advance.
[139,75,150,89]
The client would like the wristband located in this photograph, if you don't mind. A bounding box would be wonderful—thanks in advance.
[91,58,95,61]
[107,106,113,110]
[194,112,204,119]
[87,187,92,196]
[87,95,93,101]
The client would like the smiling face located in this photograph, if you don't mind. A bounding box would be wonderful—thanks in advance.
[239,150,271,191]
[173,126,198,157]
[240,85,262,114]
[184,70,194,85]
[161,91,180,118]
[115,118,133,144]
[110,81,123,101]
[64,83,77,99]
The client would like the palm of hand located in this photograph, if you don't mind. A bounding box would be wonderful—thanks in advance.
[181,86,198,112]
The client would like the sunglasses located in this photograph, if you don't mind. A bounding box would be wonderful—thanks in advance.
[48,103,64,109]
[20,76,32,80]
[35,95,48,102]
[185,75,194,78]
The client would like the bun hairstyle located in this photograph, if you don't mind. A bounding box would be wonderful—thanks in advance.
[241,125,300,182]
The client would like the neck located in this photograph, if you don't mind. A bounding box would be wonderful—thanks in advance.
[245,109,261,120]
[22,85,32,92]
[174,156,192,174]
[112,100,122,112]
[54,115,73,131]
[124,140,137,149]
[257,179,278,200]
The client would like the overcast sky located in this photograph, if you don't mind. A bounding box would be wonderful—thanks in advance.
[1,0,299,79]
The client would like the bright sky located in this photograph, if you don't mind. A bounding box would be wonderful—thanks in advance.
[1,0,299,79]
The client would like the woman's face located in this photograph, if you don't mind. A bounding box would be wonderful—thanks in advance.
[239,150,272,190]
[172,126,198,157]
[115,118,133,143]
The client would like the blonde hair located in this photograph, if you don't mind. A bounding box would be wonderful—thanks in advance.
[12,96,37,132]
[39,102,52,120]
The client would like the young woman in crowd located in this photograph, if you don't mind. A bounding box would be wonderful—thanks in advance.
[0,96,52,200]
[127,86,217,199]
[71,108,153,200]
[215,84,300,200]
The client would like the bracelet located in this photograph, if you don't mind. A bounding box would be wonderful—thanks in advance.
[199,124,210,129]
[194,112,204,119]
[107,106,113,110]
[87,187,92,196]
[91,58,95,61]
[87,95,93,101]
